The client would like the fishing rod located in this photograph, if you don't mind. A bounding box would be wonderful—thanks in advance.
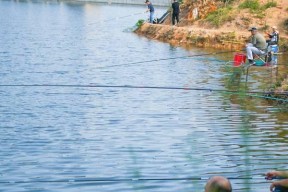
[0,176,273,184]
[0,84,287,102]
[96,50,243,69]
[96,50,288,69]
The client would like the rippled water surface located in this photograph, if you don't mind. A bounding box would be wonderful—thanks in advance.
[0,1,288,191]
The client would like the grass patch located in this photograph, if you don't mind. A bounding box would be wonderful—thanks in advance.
[239,0,277,12]
[263,1,277,9]
[206,7,234,27]
[239,0,261,11]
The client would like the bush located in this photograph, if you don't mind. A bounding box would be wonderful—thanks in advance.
[206,7,234,27]
[136,19,145,28]
[239,0,261,11]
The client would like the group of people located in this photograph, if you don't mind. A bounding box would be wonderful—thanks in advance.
[205,171,288,192]
[145,0,279,66]
[145,0,180,25]
[143,2,283,191]
[246,25,279,65]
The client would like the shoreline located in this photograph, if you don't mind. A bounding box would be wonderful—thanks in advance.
[135,23,288,93]
[135,23,288,51]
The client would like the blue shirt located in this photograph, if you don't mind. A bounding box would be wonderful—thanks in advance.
[148,3,154,12]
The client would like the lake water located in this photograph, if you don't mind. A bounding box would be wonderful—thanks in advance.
[0,1,288,192]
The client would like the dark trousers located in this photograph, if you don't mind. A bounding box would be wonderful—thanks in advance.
[172,12,179,25]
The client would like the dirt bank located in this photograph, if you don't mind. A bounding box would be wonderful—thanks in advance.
[135,0,288,50]
[135,23,250,50]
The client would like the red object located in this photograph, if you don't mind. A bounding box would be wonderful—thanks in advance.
[233,53,246,67]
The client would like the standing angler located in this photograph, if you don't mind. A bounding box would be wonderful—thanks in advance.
[145,0,155,24]
[172,0,180,25]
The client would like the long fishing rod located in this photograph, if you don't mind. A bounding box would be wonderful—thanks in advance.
[1,84,287,102]
[0,176,272,184]
[96,50,288,69]
[0,84,286,95]
[96,50,242,69]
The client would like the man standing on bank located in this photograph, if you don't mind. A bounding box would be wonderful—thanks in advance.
[172,0,180,25]
[145,0,155,24]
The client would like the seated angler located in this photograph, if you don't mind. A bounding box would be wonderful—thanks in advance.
[246,27,267,65]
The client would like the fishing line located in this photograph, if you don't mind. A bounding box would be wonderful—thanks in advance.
[88,11,146,25]
[1,84,287,102]
[71,11,147,30]
[0,176,271,184]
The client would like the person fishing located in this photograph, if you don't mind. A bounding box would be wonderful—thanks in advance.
[145,0,155,24]
[245,27,267,65]
[172,0,180,26]
[266,26,279,45]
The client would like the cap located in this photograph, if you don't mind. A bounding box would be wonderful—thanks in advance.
[248,27,257,31]
[272,26,277,29]
[145,0,149,2]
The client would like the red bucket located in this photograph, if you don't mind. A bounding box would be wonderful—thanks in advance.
[233,53,246,67]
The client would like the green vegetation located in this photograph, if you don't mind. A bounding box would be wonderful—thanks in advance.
[239,0,260,11]
[238,0,277,18]
[205,0,278,27]
[136,19,145,28]
[263,1,277,9]
[206,7,234,27]
[239,0,277,11]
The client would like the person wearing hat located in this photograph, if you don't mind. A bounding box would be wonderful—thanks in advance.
[204,176,232,192]
[266,26,279,45]
[246,27,267,65]
[145,0,155,24]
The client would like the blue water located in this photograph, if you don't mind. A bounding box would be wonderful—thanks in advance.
[0,1,288,191]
